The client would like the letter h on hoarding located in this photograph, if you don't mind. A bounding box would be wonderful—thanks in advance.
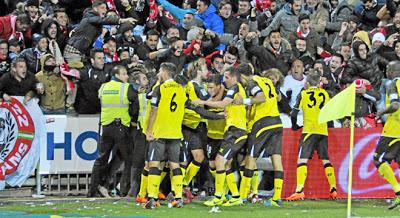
[47,132,72,160]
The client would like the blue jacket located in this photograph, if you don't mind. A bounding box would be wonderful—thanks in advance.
[157,0,224,50]
[196,4,224,34]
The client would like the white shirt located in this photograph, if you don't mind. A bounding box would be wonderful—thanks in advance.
[280,74,307,108]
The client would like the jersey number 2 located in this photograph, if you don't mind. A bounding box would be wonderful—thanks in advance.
[170,93,177,112]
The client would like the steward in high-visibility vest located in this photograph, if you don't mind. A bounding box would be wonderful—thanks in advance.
[89,65,138,198]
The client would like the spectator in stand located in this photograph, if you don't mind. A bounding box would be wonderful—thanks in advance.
[35,54,66,114]
[41,19,65,65]
[354,0,385,31]
[293,38,315,70]
[136,29,160,64]
[19,33,49,74]
[0,39,11,77]
[218,0,241,35]
[236,0,252,20]
[323,53,345,96]
[208,53,224,75]
[53,8,71,51]
[309,0,330,35]
[64,0,136,63]
[289,13,322,60]
[261,0,305,38]
[0,58,40,104]
[332,16,359,50]
[75,48,111,114]
[325,0,353,44]
[280,59,307,108]
[8,38,22,61]
[245,30,293,74]
[0,13,31,44]
[115,22,142,55]
[346,40,389,89]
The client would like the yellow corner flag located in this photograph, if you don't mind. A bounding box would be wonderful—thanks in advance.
[319,83,356,218]
[318,83,356,124]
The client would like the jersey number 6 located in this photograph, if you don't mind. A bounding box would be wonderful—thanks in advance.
[170,93,177,112]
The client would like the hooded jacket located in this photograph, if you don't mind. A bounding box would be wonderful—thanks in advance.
[346,40,388,89]
[196,4,224,34]
[326,0,353,32]
[35,54,66,111]
[41,19,67,51]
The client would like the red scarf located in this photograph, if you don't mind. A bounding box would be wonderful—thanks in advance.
[256,0,271,12]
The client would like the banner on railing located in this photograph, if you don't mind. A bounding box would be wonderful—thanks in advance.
[282,128,399,199]
[0,97,44,190]
[39,115,99,174]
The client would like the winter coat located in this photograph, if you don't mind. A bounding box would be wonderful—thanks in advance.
[354,0,385,31]
[35,54,66,111]
[0,15,14,40]
[326,0,353,33]
[222,16,242,35]
[245,38,293,74]
[346,42,388,89]
[288,30,322,59]
[19,47,46,74]
[67,11,120,55]
[75,65,111,114]
[261,3,307,38]
[310,3,330,34]
[196,4,224,34]
[0,71,38,97]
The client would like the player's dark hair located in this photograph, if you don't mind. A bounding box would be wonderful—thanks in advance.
[207,74,222,85]
[237,63,253,77]
[160,62,178,78]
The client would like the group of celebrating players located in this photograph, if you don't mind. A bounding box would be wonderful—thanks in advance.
[131,58,400,210]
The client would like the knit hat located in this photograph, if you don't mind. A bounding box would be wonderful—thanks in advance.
[372,32,385,44]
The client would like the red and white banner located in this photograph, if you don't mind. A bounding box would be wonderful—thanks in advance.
[282,128,400,199]
[0,97,44,190]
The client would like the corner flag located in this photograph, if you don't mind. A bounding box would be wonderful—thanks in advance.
[318,83,356,124]
[318,83,356,218]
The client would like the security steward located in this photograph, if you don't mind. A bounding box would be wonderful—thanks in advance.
[88,65,138,197]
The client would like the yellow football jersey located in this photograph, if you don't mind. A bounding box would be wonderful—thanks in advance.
[151,79,187,139]
[299,87,330,135]
[225,83,247,132]
[382,79,400,138]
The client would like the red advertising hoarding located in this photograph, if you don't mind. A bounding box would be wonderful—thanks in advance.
[282,128,400,199]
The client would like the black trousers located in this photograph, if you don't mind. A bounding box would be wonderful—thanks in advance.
[89,122,132,196]
[128,127,147,196]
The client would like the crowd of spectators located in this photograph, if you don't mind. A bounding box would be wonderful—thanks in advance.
[0,0,396,129]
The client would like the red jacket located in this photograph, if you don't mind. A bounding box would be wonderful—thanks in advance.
[0,15,14,40]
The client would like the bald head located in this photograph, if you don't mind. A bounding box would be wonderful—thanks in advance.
[386,61,400,79]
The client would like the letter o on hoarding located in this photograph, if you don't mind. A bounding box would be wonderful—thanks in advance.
[75,131,99,160]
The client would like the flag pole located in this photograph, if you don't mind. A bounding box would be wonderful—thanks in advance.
[347,112,355,218]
